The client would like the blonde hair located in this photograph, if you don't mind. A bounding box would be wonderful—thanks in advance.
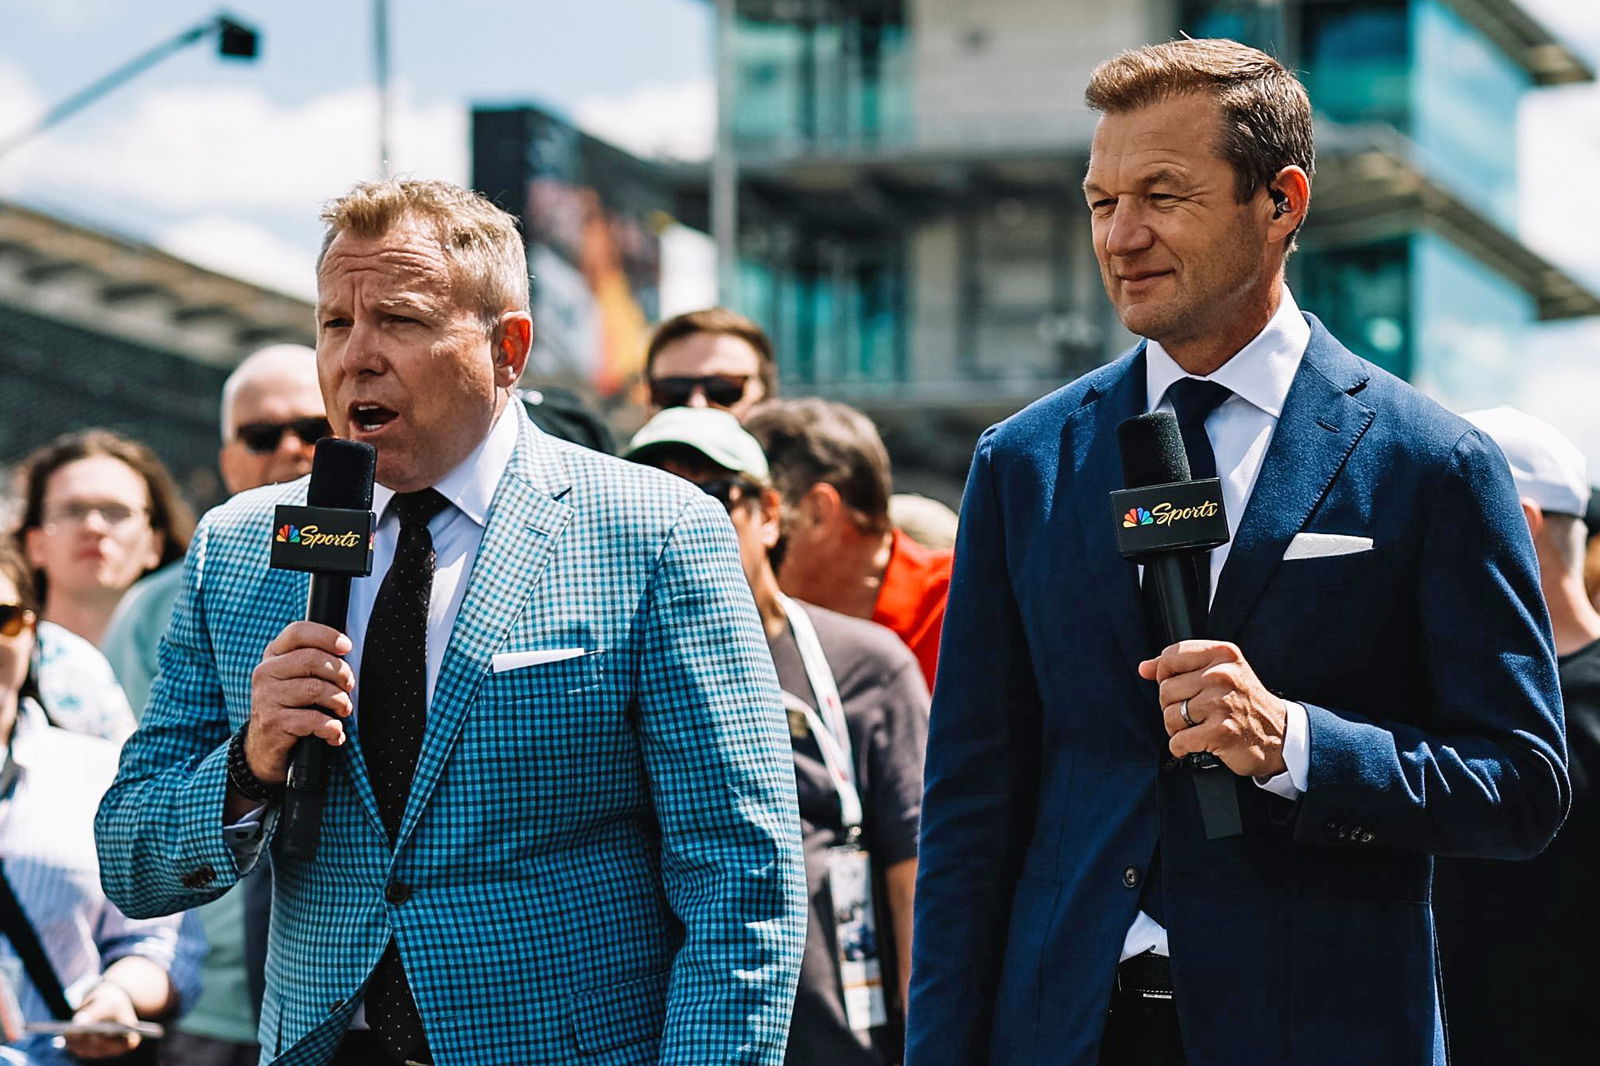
[318,180,529,331]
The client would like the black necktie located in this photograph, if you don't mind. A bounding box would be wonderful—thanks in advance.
[360,487,448,1064]
[1164,377,1233,604]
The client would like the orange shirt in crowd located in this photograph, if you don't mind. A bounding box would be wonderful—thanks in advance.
[872,528,953,691]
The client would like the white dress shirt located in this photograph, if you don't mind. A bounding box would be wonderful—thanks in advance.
[346,399,520,713]
[1121,287,1312,961]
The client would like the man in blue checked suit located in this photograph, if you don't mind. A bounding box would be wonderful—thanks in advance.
[95,179,807,1066]
[906,40,1567,1066]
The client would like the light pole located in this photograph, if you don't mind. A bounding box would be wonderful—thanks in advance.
[712,0,739,304]
[375,0,392,179]
[0,12,260,163]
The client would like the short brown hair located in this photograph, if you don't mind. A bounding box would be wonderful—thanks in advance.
[12,430,194,605]
[318,179,529,332]
[645,308,778,400]
[745,399,891,535]
[1086,39,1315,209]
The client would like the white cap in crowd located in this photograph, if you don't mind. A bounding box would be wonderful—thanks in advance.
[1464,406,1590,517]
[623,407,771,483]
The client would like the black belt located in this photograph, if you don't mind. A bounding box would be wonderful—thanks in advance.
[1114,951,1173,1001]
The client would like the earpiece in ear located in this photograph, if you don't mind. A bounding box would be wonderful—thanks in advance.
[1270,189,1291,218]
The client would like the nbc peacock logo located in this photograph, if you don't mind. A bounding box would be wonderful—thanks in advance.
[1122,507,1154,528]
[275,524,302,544]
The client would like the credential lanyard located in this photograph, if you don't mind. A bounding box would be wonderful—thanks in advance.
[778,595,863,830]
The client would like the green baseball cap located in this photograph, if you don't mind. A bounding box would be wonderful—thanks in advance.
[623,407,771,483]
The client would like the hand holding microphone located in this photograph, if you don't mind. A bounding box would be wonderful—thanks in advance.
[244,622,356,783]
[1112,409,1246,839]
[1139,640,1289,778]
[227,439,376,857]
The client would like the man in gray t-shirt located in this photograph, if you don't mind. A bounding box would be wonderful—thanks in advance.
[627,407,929,1066]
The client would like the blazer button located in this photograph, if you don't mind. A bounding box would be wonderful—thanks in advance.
[1356,829,1375,844]
[180,865,216,890]
[1122,866,1140,889]
[385,881,411,905]
[1324,820,1343,841]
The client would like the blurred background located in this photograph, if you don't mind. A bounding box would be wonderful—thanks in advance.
[1,0,1597,511]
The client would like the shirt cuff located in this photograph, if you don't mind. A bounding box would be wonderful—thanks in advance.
[223,805,269,873]
[1253,700,1309,800]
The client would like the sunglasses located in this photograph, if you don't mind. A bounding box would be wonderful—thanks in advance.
[236,417,333,455]
[698,478,763,511]
[0,605,35,639]
[649,375,750,409]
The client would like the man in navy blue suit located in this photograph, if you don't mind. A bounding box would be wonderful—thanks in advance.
[905,38,1568,1066]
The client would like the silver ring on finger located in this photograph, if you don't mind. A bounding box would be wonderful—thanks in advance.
[1180,698,1196,728]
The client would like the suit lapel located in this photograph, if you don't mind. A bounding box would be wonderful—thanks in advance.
[393,411,575,850]
[1208,320,1375,642]
[1067,349,1150,679]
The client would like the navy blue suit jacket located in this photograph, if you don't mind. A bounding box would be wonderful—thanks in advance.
[906,317,1568,1066]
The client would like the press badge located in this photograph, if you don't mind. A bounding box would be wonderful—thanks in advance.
[781,596,888,1034]
[828,839,887,1033]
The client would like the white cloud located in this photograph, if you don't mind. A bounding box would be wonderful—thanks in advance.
[10,0,125,32]
[1516,0,1600,477]
[574,78,714,161]
[157,215,317,300]
[0,61,48,166]
[1520,83,1600,285]
[1,65,466,222]
[0,60,468,302]
[1520,0,1600,58]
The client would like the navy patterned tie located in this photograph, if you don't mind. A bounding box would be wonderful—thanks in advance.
[1164,377,1233,603]
[361,487,448,1064]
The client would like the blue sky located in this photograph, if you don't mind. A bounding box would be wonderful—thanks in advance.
[4,0,1600,463]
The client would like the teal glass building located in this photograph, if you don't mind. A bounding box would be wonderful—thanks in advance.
[674,0,1597,493]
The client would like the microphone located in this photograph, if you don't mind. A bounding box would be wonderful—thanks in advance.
[268,439,377,861]
[1111,411,1242,840]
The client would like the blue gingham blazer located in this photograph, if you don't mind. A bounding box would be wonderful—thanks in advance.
[94,409,807,1065]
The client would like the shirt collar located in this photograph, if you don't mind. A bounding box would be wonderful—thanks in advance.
[370,398,521,529]
[1145,287,1310,420]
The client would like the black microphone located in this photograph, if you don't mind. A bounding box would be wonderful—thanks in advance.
[268,439,377,861]
[1111,411,1242,840]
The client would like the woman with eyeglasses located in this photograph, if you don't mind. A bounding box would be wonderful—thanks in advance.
[9,431,192,741]
[0,541,201,1064]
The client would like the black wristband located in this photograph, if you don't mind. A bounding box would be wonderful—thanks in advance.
[227,724,282,803]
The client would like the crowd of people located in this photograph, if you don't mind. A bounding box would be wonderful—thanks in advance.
[0,32,1591,1066]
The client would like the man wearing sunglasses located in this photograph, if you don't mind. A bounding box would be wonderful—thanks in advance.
[101,342,324,1066]
[218,344,331,495]
[644,308,777,422]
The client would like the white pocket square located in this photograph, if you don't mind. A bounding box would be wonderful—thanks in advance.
[1283,533,1373,561]
[491,648,589,673]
